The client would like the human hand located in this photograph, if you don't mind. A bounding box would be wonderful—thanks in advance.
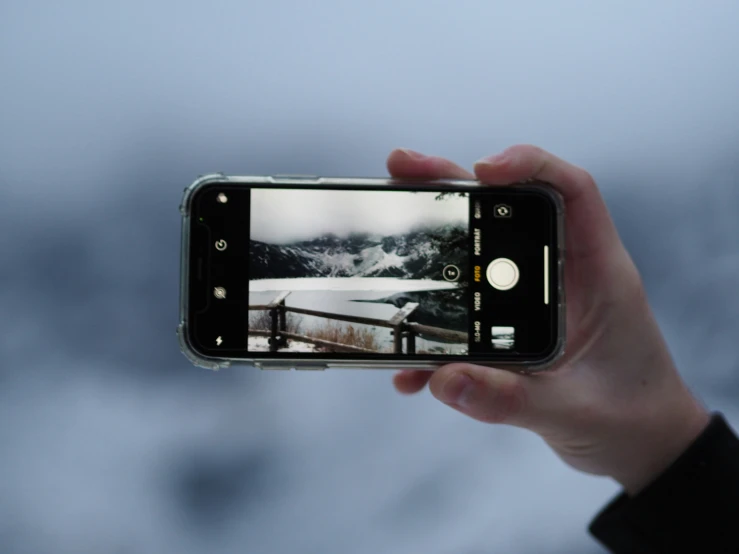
[387,145,710,495]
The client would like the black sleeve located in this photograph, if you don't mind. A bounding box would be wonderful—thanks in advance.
[588,413,739,554]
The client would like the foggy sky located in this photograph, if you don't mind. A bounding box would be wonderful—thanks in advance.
[2,1,739,554]
[250,189,468,243]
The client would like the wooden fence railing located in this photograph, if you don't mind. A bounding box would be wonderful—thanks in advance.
[249,291,467,353]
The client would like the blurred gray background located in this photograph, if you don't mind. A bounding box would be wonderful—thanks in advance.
[2,1,738,553]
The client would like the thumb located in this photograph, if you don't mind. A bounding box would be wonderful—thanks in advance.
[428,363,534,427]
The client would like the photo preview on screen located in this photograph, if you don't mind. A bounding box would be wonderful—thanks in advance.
[246,188,471,355]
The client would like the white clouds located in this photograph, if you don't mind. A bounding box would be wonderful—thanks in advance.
[250,189,468,243]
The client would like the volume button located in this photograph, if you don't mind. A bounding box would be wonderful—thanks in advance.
[271,174,319,180]
[258,364,291,371]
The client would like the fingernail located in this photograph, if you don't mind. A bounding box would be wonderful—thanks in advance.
[475,153,507,166]
[441,373,476,408]
[398,148,427,160]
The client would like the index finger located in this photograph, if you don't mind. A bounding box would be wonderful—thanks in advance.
[387,148,475,180]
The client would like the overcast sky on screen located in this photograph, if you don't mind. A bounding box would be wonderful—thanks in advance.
[249,189,468,243]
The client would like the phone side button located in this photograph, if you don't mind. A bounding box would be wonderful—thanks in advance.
[257,363,291,371]
[295,364,326,371]
[271,174,319,180]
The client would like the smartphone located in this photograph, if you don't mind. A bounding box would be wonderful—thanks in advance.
[178,174,565,372]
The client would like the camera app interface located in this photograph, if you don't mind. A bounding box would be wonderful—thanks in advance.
[239,187,554,357]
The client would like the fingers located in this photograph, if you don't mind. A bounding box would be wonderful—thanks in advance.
[474,145,621,259]
[386,149,472,399]
[387,149,475,180]
[386,147,469,399]
[393,370,433,394]
[473,145,595,201]
[428,363,531,426]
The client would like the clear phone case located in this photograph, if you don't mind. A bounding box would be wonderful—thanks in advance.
[178,174,566,373]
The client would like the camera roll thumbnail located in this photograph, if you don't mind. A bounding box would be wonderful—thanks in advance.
[491,326,515,350]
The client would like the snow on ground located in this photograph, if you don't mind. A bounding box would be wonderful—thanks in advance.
[248,336,320,352]
[249,277,458,292]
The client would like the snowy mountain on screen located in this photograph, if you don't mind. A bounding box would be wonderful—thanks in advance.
[249,224,467,280]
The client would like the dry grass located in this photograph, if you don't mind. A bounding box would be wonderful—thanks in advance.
[417,346,467,355]
[248,309,302,334]
[249,310,387,352]
[306,321,385,352]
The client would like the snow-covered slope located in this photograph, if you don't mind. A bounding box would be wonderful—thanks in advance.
[250,225,467,281]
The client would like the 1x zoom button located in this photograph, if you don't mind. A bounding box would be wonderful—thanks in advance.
[442,265,461,282]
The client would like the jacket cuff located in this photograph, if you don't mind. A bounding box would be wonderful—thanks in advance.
[588,413,739,553]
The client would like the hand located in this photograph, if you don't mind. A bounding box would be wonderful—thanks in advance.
[387,146,710,495]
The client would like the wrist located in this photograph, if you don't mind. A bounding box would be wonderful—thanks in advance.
[616,392,710,496]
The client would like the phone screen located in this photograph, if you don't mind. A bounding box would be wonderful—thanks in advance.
[187,182,561,364]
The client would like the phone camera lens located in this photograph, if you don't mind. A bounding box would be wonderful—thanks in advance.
[216,193,228,204]
[214,287,227,299]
